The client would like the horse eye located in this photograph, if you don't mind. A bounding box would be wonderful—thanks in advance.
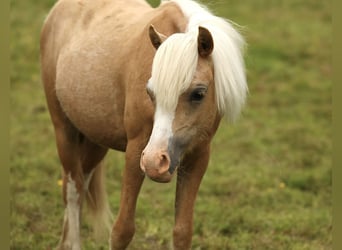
[190,88,207,103]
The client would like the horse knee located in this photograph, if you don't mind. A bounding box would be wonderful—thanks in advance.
[110,223,135,250]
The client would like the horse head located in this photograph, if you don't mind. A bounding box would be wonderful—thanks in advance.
[140,25,221,182]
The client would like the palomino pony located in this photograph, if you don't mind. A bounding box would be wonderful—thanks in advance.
[40,0,247,249]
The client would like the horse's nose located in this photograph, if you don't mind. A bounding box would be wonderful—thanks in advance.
[140,150,170,174]
[140,150,172,182]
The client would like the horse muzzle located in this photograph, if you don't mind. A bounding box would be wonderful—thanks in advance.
[140,147,177,183]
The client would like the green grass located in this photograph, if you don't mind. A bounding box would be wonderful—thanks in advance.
[10,0,331,249]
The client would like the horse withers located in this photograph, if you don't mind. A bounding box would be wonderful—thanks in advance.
[40,0,247,249]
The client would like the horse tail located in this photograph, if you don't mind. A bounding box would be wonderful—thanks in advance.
[85,161,113,240]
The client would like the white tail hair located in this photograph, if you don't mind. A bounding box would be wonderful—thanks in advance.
[85,161,113,240]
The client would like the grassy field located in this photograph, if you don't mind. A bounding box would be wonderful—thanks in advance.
[10,0,331,249]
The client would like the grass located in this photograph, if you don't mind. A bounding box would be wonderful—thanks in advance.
[10,0,331,249]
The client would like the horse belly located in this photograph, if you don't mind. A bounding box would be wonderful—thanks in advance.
[56,51,127,151]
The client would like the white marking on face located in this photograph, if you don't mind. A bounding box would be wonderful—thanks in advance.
[146,107,174,151]
[64,174,81,250]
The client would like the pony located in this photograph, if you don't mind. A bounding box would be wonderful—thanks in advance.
[40,0,247,249]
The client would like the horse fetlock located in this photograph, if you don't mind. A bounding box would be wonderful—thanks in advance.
[110,224,135,250]
[173,225,192,250]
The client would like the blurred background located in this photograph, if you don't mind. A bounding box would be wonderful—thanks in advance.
[10,0,331,249]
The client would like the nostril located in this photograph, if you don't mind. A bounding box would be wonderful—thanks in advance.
[160,154,167,165]
[158,153,170,174]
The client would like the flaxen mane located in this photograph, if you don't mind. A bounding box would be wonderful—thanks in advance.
[150,0,247,121]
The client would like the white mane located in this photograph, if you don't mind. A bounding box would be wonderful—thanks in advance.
[149,31,199,112]
[150,0,248,121]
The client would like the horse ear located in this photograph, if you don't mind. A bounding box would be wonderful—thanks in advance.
[198,26,214,58]
[149,24,167,50]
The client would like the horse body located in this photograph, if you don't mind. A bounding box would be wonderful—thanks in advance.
[42,0,186,150]
[40,0,247,249]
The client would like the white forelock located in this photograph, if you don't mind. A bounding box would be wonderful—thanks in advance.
[151,0,248,121]
[149,31,198,113]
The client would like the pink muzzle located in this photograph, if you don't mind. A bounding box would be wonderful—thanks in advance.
[140,147,173,183]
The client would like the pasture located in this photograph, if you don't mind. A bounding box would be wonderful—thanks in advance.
[10,0,331,249]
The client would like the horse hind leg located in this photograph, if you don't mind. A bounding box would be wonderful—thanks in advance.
[54,120,111,250]
[58,172,83,250]
[54,123,84,250]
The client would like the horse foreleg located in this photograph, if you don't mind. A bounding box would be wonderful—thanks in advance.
[110,140,145,250]
[173,146,210,250]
